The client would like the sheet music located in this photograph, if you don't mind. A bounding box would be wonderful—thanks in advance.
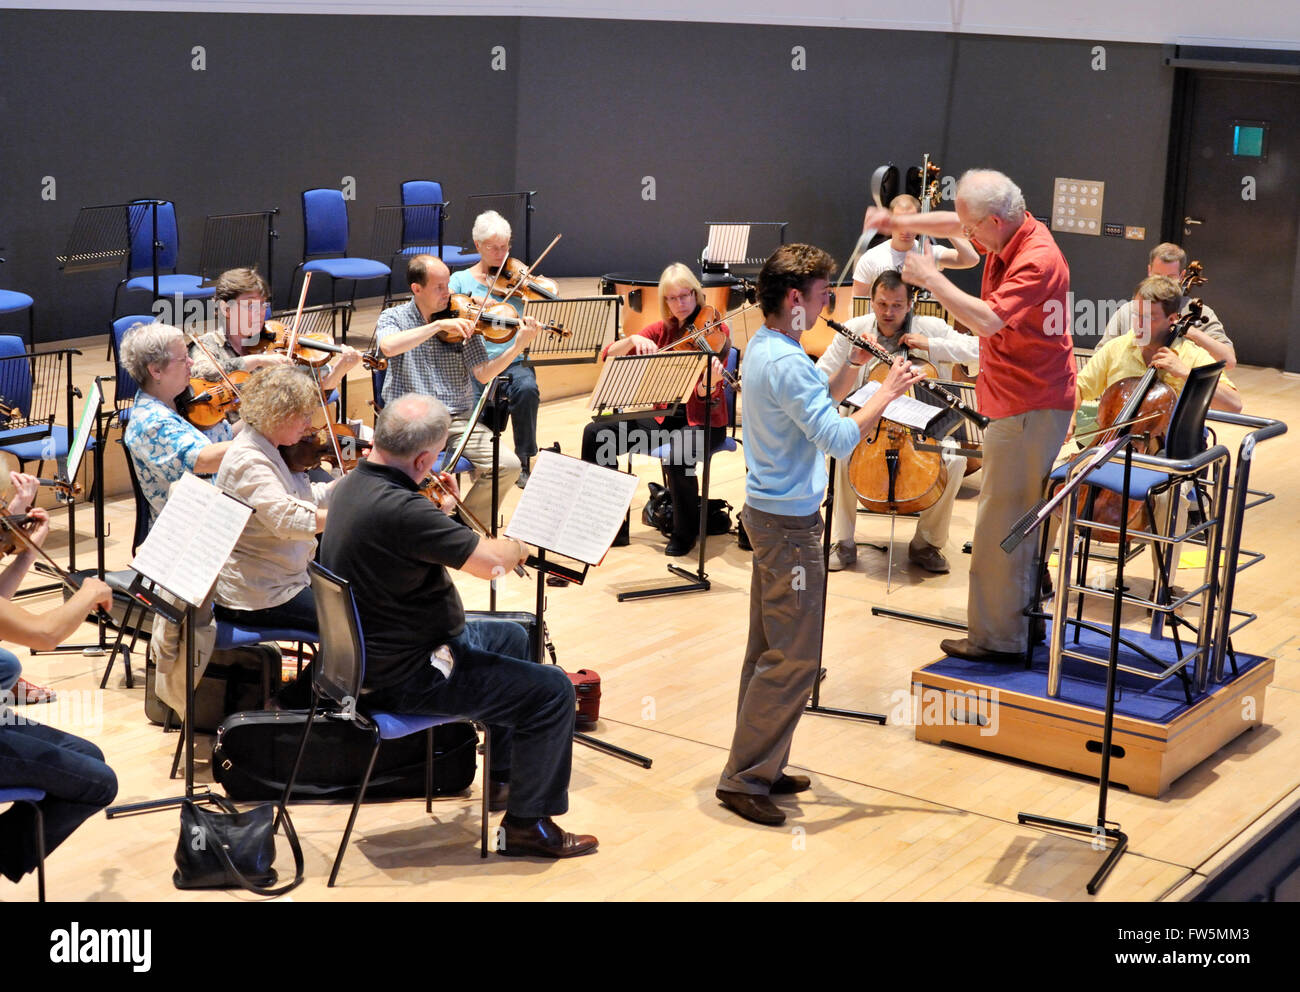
[845,380,943,432]
[505,449,638,566]
[706,224,750,266]
[130,473,253,607]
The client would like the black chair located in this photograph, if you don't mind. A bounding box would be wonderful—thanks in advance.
[279,562,490,886]
[0,789,45,901]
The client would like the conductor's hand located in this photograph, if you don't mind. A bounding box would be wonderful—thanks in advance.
[517,316,542,349]
[437,317,476,342]
[901,251,939,291]
[863,206,893,234]
[77,576,114,614]
[878,354,927,402]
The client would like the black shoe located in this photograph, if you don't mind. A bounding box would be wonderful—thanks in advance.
[940,637,1025,665]
[716,789,786,826]
[497,816,598,858]
[665,533,697,557]
[737,518,752,552]
[771,774,811,794]
[488,780,510,813]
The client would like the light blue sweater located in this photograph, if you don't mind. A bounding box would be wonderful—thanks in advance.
[743,326,861,516]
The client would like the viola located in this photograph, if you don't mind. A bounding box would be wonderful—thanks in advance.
[256,319,387,371]
[178,369,250,429]
[278,421,368,475]
[497,257,560,302]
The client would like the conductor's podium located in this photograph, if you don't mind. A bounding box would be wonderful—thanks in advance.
[910,621,1273,797]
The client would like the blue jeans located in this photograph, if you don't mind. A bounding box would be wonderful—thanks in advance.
[0,648,19,693]
[473,363,539,465]
[361,619,574,819]
[0,720,118,882]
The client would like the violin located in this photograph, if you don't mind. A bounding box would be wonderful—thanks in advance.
[278,420,368,475]
[178,369,250,429]
[418,471,528,578]
[257,319,387,371]
[0,513,38,557]
[435,294,567,345]
[1063,298,1209,543]
[847,350,948,515]
[496,257,560,301]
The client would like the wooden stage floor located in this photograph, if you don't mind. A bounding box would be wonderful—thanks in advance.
[4,286,1299,903]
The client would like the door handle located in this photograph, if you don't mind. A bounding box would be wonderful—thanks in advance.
[1183,216,1204,235]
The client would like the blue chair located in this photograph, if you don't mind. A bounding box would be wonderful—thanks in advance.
[0,788,46,901]
[399,181,481,269]
[113,200,215,320]
[279,561,490,886]
[0,258,34,343]
[291,189,390,339]
[650,345,741,467]
[0,335,89,475]
[110,315,154,427]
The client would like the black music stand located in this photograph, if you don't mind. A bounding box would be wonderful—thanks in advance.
[507,448,652,768]
[585,350,711,601]
[197,210,278,298]
[105,477,254,817]
[521,296,617,369]
[467,191,536,262]
[702,221,788,279]
[1002,431,1135,895]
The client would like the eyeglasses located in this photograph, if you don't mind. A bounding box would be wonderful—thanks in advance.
[961,215,990,238]
[664,292,697,305]
[480,241,511,253]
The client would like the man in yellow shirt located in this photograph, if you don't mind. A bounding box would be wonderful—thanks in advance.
[1076,275,1242,420]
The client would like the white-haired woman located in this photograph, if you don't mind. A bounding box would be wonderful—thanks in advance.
[448,210,541,487]
[121,322,232,522]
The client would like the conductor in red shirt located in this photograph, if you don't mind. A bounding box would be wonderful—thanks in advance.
[864,169,1076,662]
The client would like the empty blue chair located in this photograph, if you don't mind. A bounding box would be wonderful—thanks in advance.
[113,200,215,319]
[0,335,91,473]
[400,181,481,269]
[291,189,390,338]
[0,258,34,343]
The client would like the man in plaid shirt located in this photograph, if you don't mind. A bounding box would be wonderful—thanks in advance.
[376,254,540,525]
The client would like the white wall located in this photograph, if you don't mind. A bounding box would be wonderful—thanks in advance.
[5,0,1300,50]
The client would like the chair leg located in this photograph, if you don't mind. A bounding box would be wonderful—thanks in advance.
[425,727,434,814]
[277,695,319,829]
[330,726,382,887]
[100,599,137,689]
[170,720,185,779]
[30,802,45,903]
[479,724,491,858]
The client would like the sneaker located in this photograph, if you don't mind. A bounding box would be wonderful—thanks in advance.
[907,539,949,574]
[828,541,857,571]
[515,466,530,490]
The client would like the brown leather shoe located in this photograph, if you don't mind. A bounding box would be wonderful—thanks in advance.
[716,789,786,826]
[940,637,1024,665]
[497,817,598,858]
[770,774,811,794]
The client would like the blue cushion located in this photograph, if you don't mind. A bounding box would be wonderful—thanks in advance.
[124,274,214,298]
[650,435,738,461]
[1051,453,1168,501]
[0,788,46,804]
[0,425,93,462]
[0,291,33,314]
[303,258,390,280]
[371,710,464,741]
[398,245,482,267]
[214,622,319,651]
[434,452,473,474]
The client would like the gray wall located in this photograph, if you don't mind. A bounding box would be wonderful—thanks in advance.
[2,9,1172,345]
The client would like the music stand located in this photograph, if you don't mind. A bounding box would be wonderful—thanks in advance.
[505,449,652,768]
[468,191,537,262]
[586,350,712,600]
[1003,430,1135,895]
[702,221,787,278]
[521,296,617,368]
[197,210,278,299]
[106,475,254,817]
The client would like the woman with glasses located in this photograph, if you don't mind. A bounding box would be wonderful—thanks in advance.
[580,263,731,557]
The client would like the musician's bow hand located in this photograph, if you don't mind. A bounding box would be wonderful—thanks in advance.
[6,472,39,515]
[901,251,939,290]
[879,354,926,402]
[629,335,658,355]
[78,575,114,614]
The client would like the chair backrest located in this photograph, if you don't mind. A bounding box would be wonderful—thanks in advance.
[307,561,367,707]
[117,437,153,554]
[370,366,386,412]
[400,180,445,246]
[0,335,32,419]
[111,315,154,410]
[723,346,740,428]
[1163,361,1224,461]
[302,188,350,258]
[127,200,179,275]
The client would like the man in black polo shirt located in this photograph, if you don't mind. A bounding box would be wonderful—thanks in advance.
[320,392,597,858]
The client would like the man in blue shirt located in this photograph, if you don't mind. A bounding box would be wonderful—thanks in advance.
[716,244,923,827]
